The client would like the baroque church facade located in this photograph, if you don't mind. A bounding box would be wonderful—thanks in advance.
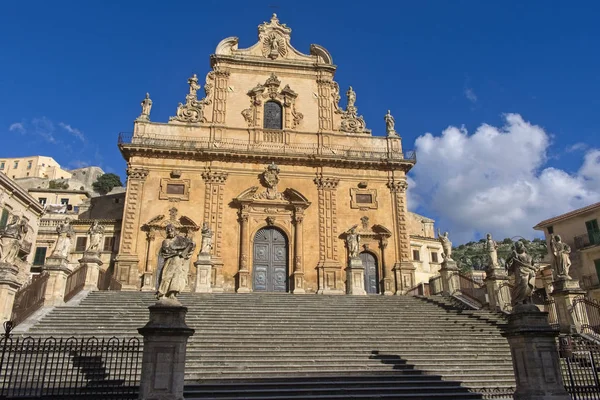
[115,15,420,295]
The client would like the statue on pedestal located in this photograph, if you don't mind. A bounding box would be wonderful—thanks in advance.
[384,110,396,136]
[346,226,360,260]
[85,221,105,255]
[437,229,453,261]
[506,241,536,306]
[156,224,195,300]
[551,234,572,279]
[51,218,75,259]
[137,93,152,121]
[485,233,499,269]
[200,222,213,255]
[0,215,27,264]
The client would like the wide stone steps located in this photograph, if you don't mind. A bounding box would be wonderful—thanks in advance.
[19,292,515,399]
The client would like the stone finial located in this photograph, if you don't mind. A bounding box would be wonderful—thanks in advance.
[384,110,397,136]
[169,74,208,123]
[137,93,152,122]
[340,87,370,134]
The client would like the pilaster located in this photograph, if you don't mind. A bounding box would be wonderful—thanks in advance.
[552,277,586,333]
[292,211,305,294]
[387,178,412,293]
[116,166,149,290]
[237,208,251,293]
[210,67,231,124]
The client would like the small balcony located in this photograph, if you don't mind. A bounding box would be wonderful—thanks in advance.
[574,232,600,251]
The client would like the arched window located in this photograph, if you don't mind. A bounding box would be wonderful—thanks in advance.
[263,101,283,130]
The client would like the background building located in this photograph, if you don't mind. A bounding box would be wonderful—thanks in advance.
[0,156,72,180]
[534,202,600,299]
[407,212,443,285]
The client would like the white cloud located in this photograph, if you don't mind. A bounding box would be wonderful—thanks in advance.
[9,122,25,133]
[31,117,57,144]
[410,113,600,243]
[567,142,588,152]
[59,122,85,141]
[464,87,477,104]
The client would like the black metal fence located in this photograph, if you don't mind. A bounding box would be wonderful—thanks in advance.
[11,273,49,327]
[0,326,141,399]
[559,335,600,399]
[573,296,600,338]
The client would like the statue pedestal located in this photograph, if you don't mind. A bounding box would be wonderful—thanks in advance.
[346,258,367,296]
[485,267,510,311]
[141,271,155,292]
[292,271,305,294]
[210,259,224,293]
[194,254,212,293]
[503,304,570,400]
[0,262,21,324]
[79,253,103,291]
[42,256,71,306]
[439,259,459,296]
[393,262,416,295]
[317,262,344,295]
[138,301,194,400]
[237,269,251,293]
[552,277,586,333]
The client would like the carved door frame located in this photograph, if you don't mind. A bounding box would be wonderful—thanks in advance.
[234,186,310,294]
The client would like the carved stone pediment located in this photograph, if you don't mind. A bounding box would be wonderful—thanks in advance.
[214,14,332,65]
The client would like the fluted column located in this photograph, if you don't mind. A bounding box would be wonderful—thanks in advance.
[388,177,415,294]
[293,210,305,294]
[380,237,393,295]
[237,208,251,293]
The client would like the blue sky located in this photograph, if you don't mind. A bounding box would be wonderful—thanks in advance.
[2,1,600,242]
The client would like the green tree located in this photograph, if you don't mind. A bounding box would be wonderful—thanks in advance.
[49,180,69,190]
[92,173,123,195]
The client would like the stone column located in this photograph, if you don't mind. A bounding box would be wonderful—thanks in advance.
[193,253,212,293]
[115,167,149,290]
[42,256,71,306]
[0,263,21,324]
[141,229,156,292]
[380,237,393,295]
[314,175,344,295]
[552,277,586,333]
[439,258,460,296]
[502,304,570,400]
[485,267,510,311]
[292,211,305,294]
[237,209,251,293]
[346,257,367,295]
[138,301,194,400]
[79,252,103,291]
[387,178,414,294]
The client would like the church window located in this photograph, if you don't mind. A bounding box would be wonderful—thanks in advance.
[33,247,47,266]
[412,249,420,261]
[0,162,4,170]
[13,161,19,169]
[263,101,283,130]
[166,184,185,195]
[0,209,9,229]
[431,252,439,263]
[61,198,69,205]
[27,160,32,170]
[355,194,373,204]
[75,237,87,252]
[39,198,47,205]
[103,237,115,252]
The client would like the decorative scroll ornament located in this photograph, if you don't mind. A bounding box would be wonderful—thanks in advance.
[339,86,370,134]
[254,162,287,201]
[241,73,303,129]
[169,74,211,123]
[258,14,291,60]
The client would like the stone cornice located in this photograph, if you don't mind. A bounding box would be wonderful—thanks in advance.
[211,54,337,73]
[0,172,45,215]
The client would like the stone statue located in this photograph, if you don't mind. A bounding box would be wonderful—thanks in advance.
[506,241,537,306]
[486,233,499,268]
[156,224,195,300]
[0,215,27,264]
[200,222,213,255]
[437,229,452,260]
[384,110,396,136]
[138,93,152,121]
[551,234,572,279]
[188,74,200,97]
[51,218,75,259]
[346,87,356,109]
[85,221,105,254]
[346,226,360,260]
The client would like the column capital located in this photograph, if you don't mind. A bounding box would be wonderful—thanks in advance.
[387,178,407,193]
[313,174,339,190]
[126,166,149,181]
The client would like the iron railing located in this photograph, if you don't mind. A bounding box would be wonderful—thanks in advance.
[573,296,600,337]
[581,274,600,290]
[118,132,417,163]
[0,326,141,399]
[98,269,122,291]
[574,232,600,250]
[457,272,487,305]
[64,265,88,302]
[545,297,560,330]
[405,282,430,297]
[429,275,443,295]
[10,273,50,327]
[558,334,600,399]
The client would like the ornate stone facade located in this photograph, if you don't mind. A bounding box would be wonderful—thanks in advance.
[116,15,420,294]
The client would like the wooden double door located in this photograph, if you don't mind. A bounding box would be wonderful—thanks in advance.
[252,227,288,292]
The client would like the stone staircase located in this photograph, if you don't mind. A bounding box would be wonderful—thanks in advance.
[21,292,516,399]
